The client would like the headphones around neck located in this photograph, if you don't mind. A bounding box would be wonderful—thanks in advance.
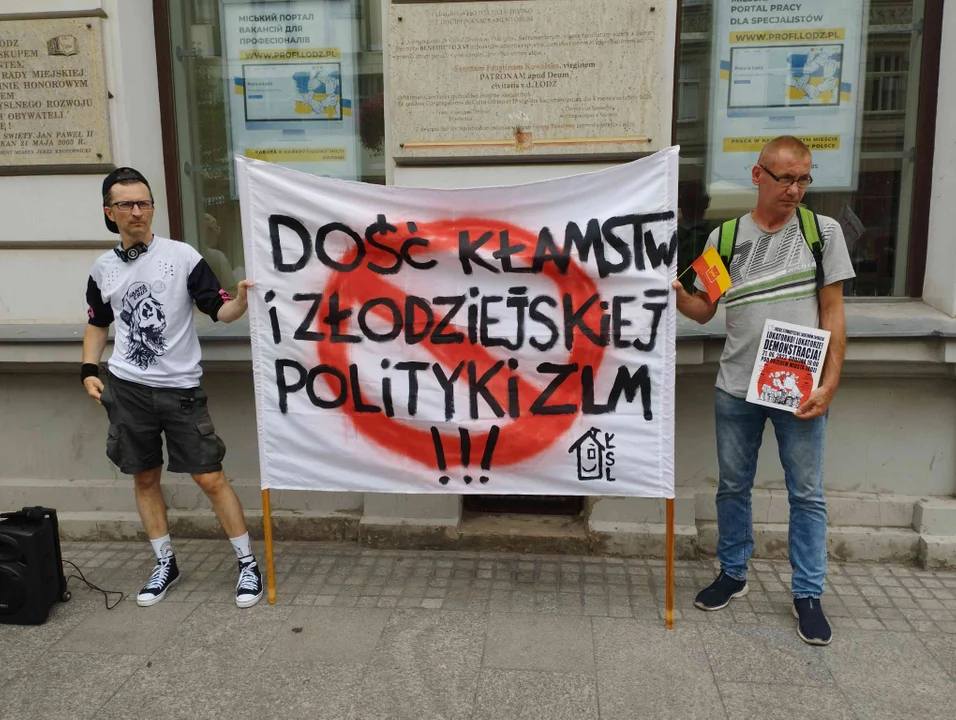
[114,242,149,263]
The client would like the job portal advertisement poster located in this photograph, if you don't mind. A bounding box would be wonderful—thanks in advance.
[708,0,867,191]
[221,0,360,190]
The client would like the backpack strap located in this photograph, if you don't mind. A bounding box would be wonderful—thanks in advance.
[718,218,739,271]
[797,206,825,292]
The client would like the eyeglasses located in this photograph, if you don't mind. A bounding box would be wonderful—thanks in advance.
[759,165,813,188]
[111,200,155,211]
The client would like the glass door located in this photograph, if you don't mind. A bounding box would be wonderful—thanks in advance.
[165,0,385,290]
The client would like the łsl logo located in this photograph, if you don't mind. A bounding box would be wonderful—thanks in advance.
[568,427,616,482]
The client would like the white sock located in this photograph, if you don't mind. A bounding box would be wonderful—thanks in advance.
[150,535,174,560]
[230,532,253,561]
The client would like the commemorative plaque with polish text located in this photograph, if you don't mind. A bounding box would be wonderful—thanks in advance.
[0,17,112,173]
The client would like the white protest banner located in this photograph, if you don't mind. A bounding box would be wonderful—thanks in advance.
[708,0,867,191]
[237,148,677,497]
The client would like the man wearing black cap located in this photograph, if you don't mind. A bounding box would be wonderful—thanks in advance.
[81,167,263,609]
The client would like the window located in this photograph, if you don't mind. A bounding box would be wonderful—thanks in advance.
[674,1,930,297]
[677,62,700,123]
[360,0,383,52]
[865,52,907,114]
[165,0,385,290]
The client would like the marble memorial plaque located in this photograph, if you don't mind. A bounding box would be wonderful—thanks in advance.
[0,17,112,172]
[388,0,675,161]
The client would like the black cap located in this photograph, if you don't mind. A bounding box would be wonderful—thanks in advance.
[102,167,151,234]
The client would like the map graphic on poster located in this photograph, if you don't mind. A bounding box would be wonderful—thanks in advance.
[728,44,844,108]
[243,62,343,121]
[709,0,867,191]
[221,0,360,188]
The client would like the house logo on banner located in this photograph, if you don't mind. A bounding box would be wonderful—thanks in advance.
[236,148,678,498]
[568,428,618,483]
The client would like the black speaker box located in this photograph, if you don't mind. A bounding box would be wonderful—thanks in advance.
[0,507,70,625]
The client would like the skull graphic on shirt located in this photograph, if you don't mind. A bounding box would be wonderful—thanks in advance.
[120,281,168,369]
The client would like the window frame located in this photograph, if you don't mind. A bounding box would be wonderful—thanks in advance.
[669,0,944,299]
[676,60,701,124]
[865,51,908,115]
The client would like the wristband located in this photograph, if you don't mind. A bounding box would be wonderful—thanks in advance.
[81,363,100,384]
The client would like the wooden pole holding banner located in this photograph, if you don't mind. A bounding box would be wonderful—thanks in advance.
[665,497,675,629]
[261,489,277,604]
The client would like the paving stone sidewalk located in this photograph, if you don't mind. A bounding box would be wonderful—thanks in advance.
[2,539,955,719]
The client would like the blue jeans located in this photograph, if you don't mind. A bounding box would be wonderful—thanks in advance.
[714,387,828,598]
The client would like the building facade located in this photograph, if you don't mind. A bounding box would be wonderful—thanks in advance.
[1,0,955,566]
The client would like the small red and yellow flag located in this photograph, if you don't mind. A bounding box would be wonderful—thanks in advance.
[691,247,732,302]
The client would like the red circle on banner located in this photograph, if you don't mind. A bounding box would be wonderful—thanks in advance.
[316,218,605,469]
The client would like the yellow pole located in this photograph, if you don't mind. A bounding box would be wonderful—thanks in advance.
[261,488,276,604]
[665,497,675,629]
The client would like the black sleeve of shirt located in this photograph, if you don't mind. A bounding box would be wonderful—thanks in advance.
[187,258,227,321]
[86,276,114,327]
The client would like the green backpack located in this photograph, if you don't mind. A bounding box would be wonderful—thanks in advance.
[718,206,825,292]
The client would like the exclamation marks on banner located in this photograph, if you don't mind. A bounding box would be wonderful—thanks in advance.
[479,425,500,484]
[459,428,471,478]
[431,426,448,484]
[431,425,500,485]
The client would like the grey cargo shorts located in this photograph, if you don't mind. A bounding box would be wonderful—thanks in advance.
[100,372,226,475]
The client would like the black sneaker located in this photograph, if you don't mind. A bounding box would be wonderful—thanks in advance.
[136,555,180,607]
[236,558,263,608]
[792,597,832,645]
[694,571,749,611]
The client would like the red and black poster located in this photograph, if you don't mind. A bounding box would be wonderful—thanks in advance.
[747,319,830,412]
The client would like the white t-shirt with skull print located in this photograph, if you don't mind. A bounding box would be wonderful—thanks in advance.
[86,236,229,389]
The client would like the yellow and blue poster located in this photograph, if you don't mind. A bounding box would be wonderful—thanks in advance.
[221,0,360,189]
[708,0,867,191]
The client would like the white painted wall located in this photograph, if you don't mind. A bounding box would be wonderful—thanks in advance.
[2,0,104,14]
[2,369,952,498]
[0,248,105,322]
[676,373,956,497]
[99,0,168,236]
[0,1,954,521]
[0,0,168,322]
[923,0,956,317]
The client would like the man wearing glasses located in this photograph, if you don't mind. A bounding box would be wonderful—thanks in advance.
[672,137,855,645]
[81,167,263,609]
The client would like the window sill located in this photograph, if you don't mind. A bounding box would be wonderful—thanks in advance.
[2,301,956,367]
[679,299,956,340]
